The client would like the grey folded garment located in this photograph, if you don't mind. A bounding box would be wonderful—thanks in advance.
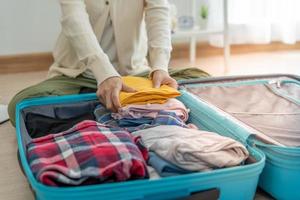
[133,125,249,172]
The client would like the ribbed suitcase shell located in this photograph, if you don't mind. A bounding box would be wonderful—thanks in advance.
[16,93,265,200]
[178,74,300,200]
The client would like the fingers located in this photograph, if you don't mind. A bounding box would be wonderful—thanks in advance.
[152,74,162,88]
[158,77,178,89]
[97,88,117,112]
[153,79,161,88]
[96,90,104,105]
[97,77,123,112]
[109,85,134,112]
[98,90,120,113]
[111,90,121,112]
[97,78,136,112]
[159,78,177,89]
[166,79,178,89]
[152,70,178,89]
[105,92,114,112]
[152,70,170,88]
[122,84,136,93]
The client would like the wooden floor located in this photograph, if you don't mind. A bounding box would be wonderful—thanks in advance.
[1,50,299,200]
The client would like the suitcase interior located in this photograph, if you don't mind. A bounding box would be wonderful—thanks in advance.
[179,74,300,200]
[15,93,265,200]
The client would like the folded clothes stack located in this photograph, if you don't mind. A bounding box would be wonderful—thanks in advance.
[25,76,249,186]
[119,76,181,106]
[94,77,195,132]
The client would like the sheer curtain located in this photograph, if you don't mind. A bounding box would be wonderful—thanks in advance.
[209,0,300,46]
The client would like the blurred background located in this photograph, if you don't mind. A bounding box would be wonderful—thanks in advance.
[1,0,300,76]
[0,1,300,199]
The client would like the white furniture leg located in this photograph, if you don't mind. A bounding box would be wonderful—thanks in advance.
[0,104,9,124]
[223,0,230,74]
[190,0,197,63]
[190,36,196,63]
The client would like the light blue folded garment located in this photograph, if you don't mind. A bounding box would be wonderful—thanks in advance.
[118,117,153,127]
[148,152,193,177]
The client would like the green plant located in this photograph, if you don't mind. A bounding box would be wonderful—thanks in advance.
[200,5,209,20]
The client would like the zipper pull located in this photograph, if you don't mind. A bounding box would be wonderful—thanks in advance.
[268,80,281,88]
[268,80,276,84]
[276,80,281,88]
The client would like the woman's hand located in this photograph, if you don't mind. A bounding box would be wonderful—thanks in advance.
[97,77,136,112]
[152,70,178,89]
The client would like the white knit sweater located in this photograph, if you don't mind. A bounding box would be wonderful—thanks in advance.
[48,0,172,85]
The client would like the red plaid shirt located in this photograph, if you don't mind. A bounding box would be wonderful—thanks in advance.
[27,120,148,186]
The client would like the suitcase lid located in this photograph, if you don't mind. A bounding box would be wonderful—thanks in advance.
[178,74,300,147]
[178,73,300,85]
[178,89,254,146]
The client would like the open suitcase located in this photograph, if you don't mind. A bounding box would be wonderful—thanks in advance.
[15,91,265,200]
[178,74,300,200]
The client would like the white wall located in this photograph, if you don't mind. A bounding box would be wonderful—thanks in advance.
[0,0,61,55]
[0,0,209,56]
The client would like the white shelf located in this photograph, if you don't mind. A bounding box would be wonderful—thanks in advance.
[171,0,230,74]
[172,28,224,39]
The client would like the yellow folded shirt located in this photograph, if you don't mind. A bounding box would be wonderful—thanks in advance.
[120,76,180,106]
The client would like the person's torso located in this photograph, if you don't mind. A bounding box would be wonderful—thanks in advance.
[51,0,149,78]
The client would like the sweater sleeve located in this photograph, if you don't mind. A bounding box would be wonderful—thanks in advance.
[59,0,120,85]
[144,0,172,75]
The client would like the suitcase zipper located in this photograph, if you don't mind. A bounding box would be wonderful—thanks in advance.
[198,97,285,147]
[180,78,300,146]
[267,79,300,105]
[180,89,285,147]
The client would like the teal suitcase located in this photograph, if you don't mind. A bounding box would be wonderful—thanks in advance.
[178,74,300,200]
[16,92,265,200]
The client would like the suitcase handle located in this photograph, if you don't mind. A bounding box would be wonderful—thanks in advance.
[177,188,220,200]
[144,188,220,200]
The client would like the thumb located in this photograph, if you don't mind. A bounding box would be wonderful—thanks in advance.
[122,84,137,93]
[153,77,162,88]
